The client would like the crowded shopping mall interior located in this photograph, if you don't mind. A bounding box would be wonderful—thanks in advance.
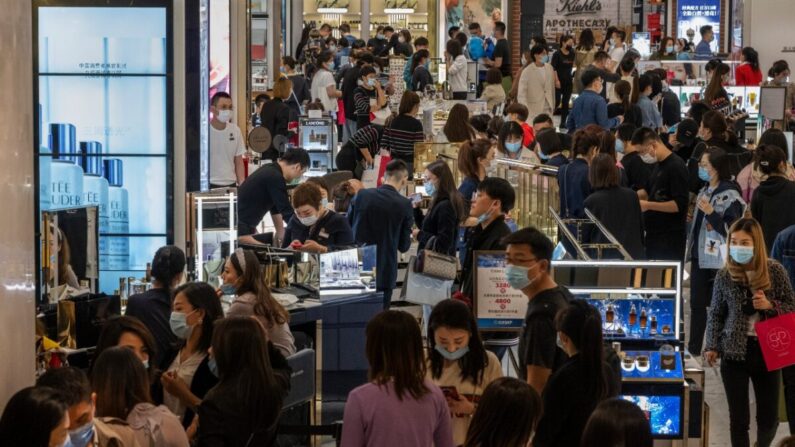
[5,0,795,446]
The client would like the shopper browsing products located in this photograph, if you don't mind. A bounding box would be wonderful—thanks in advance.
[283,182,355,253]
[503,227,573,394]
[704,218,795,447]
[237,148,310,246]
[566,69,622,133]
[426,300,503,446]
[209,92,246,189]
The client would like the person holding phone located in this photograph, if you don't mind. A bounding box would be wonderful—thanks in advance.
[704,217,795,447]
[283,182,354,253]
[426,300,502,446]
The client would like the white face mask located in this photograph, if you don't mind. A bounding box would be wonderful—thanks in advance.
[298,214,319,226]
[640,152,657,164]
[217,109,233,123]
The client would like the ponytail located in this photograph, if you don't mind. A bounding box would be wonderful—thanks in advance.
[150,245,186,294]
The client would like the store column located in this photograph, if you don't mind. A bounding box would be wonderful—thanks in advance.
[0,0,36,411]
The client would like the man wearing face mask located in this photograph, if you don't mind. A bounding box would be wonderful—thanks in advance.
[459,177,515,301]
[37,368,139,447]
[503,227,573,395]
[209,92,246,189]
[348,160,414,308]
[282,182,354,253]
[237,148,310,246]
[353,65,386,130]
[633,127,690,261]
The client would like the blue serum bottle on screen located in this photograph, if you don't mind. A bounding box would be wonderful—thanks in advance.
[103,159,129,271]
[49,123,83,210]
[79,142,110,267]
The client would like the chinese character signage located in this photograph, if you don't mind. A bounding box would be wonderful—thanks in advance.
[474,252,528,330]
[677,0,721,53]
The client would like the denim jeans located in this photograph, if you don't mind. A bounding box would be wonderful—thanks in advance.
[342,119,358,146]
[720,338,781,447]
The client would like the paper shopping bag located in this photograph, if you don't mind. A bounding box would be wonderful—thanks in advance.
[361,166,378,189]
[755,312,795,371]
[400,257,453,306]
[374,154,391,187]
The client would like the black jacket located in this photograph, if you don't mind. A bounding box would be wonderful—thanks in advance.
[752,176,795,253]
[158,349,219,428]
[607,103,643,128]
[282,210,355,250]
[461,215,512,299]
[260,98,291,160]
[660,89,682,127]
[414,197,461,256]
[583,186,645,259]
[125,288,177,368]
[196,344,292,447]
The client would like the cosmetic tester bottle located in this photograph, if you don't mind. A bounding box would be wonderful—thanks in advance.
[80,141,110,268]
[49,123,83,210]
[103,159,129,271]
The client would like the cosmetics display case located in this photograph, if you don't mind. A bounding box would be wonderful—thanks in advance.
[186,189,238,285]
[298,117,337,174]
[668,85,760,119]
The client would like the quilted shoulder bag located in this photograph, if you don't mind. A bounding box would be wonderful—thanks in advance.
[414,236,459,281]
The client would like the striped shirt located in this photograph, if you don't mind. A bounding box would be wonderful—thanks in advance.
[381,115,425,163]
[353,86,376,129]
[350,125,383,161]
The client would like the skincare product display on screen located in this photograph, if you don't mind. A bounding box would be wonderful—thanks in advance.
[37,6,169,293]
[621,395,682,436]
[587,298,675,339]
[319,248,363,288]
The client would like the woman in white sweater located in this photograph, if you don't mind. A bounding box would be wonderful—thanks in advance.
[517,45,556,121]
[446,39,469,100]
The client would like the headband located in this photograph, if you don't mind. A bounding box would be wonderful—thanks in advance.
[234,248,247,272]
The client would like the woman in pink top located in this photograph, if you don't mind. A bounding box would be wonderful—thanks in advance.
[341,310,454,447]
[735,47,763,86]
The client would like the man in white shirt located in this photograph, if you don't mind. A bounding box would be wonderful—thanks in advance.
[608,30,627,66]
[209,92,246,188]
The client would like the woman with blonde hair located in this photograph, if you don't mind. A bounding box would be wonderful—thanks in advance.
[704,217,795,447]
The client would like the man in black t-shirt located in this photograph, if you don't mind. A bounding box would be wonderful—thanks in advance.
[485,21,511,94]
[504,227,573,395]
[633,127,689,262]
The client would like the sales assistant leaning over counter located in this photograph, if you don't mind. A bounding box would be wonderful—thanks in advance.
[237,148,310,245]
[283,182,355,252]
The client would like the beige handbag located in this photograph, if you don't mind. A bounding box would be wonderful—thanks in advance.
[413,237,459,281]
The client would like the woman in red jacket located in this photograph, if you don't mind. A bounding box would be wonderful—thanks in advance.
[735,47,763,86]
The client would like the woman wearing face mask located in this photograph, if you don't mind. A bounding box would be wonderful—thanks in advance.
[395,29,413,57]
[160,282,224,428]
[260,77,294,161]
[353,65,385,129]
[414,160,466,256]
[517,45,556,120]
[704,217,795,447]
[0,386,70,447]
[509,49,534,101]
[94,316,158,384]
[692,111,751,182]
[651,36,677,61]
[126,245,186,369]
[382,91,425,173]
[310,50,342,117]
[763,60,795,129]
[411,49,433,92]
[93,347,189,447]
[426,299,502,446]
[497,121,539,163]
[221,248,296,357]
[533,300,620,447]
[283,182,354,253]
[446,39,469,100]
[197,317,291,446]
[750,144,795,254]
[557,129,598,220]
[686,147,746,356]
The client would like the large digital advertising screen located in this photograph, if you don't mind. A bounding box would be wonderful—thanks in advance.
[36,4,172,294]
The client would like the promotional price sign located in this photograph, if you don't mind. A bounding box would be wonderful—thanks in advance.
[473,251,528,331]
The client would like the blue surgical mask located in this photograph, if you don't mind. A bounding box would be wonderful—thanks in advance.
[615,139,624,153]
[367,78,377,87]
[67,421,95,447]
[476,211,491,225]
[424,180,436,197]
[220,283,237,296]
[556,333,565,350]
[208,356,219,378]
[169,310,196,340]
[541,55,550,64]
[538,150,551,161]
[505,264,533,290]
[666,46,675,53]
[143,359,150,370]
[730,246,754,264]
[322,197,330,209]
[424,61,430,69]
[505,141,522,153]
[698,167,711,182]
[280,66,287,73]
[434,344,470,361]
[377,33,385,40]
[327,61,336,71]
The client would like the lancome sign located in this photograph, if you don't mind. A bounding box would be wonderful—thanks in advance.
[544,0,618,37]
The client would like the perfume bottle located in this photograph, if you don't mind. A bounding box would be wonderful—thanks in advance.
[639,308,648,331]
[104,159,129,271]
[79,141,110,268]
[605,304,615,324]
[49,123,84,210]
[629,304,637,327]
[650,315,658,335]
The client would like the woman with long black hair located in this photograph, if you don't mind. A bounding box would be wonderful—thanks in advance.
[735,47,762,86]
[414,160,466,255]
[533,300,620,447]
[426,300,503,446]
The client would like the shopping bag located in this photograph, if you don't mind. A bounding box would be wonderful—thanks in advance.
[401,257,454,306]
[374,154,391,187]
[755,312,795,371]
[361,166,378,189]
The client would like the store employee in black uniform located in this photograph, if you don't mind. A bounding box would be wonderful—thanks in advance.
[237,148,310,245]
[283,182,355,252]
